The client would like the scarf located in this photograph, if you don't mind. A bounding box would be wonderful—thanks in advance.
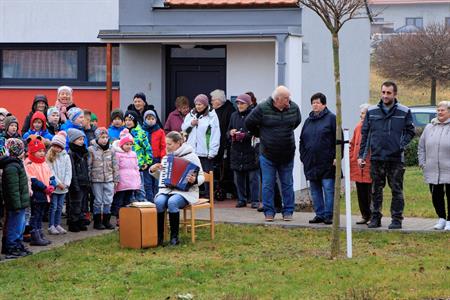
[195,107,208,119]
[28,153,46,164]
[69,143,88,156]
[55,99,74,123]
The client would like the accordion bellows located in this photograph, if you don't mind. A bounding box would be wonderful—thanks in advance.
[160,154,200,191]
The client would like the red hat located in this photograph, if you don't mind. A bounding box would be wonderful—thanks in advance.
[27,135,46,154]
[30,111,47,131]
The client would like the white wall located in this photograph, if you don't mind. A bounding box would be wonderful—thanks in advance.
[226,42,276,103]
[0,0,118,42]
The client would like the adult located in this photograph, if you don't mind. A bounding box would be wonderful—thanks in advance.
[358,81,415,229]
[418,101,450,231]
[55,86,76,124]
[350,104,372,225]
[246,91,258,109]
[164,96,190,133]
[300,93,337,225]
[126,92,162,127]
[150,131,205,246]
[21,95,49,136]
[245,86,301,221]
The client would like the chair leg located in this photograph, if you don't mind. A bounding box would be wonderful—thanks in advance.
[164,211,169,242]
[183,209,188,234]
[191,208,196,244]
[210,208,215,240]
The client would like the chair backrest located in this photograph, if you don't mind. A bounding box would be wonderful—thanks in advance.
[202,171,214,208]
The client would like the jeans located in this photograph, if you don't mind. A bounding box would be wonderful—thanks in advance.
[429,184,450,220]
[259,155,295,217]
[136,170,154,202]
[30,202,46,231]
[234,169,260,204]
[91,182,114,214]
[309,178,335,219]
[151,158,161,197]
[155,193,188,213]
[112,190,135,217]
[49,193,66,227]
[5,209,26,250]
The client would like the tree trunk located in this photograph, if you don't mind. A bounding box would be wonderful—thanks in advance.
[430,78,437,106]
[331,32,343,259]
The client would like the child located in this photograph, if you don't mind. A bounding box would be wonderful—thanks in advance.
[67,128,90,232]
[91,113,98,128]
[2,139,32,258]
[111,129,141,222]
[83,110,97,145]
[46,107,60,136]
[22,112,53,144]
[124,110,153,201]
[46,132,72,235]
[61,107,88,149]
[88,127,119,230]
[142,110,166,196]
[1,116,21,139]
[0,108,9,134]
[25,136,56,246]
[108,109,125,142]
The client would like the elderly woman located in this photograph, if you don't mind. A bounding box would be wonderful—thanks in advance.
[55,86,76,124]
[126,92,162,127]
[150,131,204,246]
[350,104,372,224]
[418,101,450,231]
[164,96,190,133]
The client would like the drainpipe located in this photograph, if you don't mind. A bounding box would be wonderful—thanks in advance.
[276,34,288,86]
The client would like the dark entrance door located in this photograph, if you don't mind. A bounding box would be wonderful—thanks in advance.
[165,46,226,118]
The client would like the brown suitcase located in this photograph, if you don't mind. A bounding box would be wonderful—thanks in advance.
[119,206,158,249]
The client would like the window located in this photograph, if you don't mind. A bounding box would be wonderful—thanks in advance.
[405,17,423,28]
[446,17,450,27]
[0,44,119,86]
[373,17,385,23]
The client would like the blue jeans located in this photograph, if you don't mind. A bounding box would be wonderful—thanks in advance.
[136,170,154,202]
[234,169,260,204]
[151,158,161,197]
[49,193,65,227]
[30,202,46,231]
[259,155,295,217]
[309,178,335,219]
[5,209,26,250]
[154,193,188,213]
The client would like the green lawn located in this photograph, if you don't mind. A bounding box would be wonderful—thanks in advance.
[1,225,449,299]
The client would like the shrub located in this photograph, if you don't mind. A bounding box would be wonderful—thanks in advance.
[405,137,419,166]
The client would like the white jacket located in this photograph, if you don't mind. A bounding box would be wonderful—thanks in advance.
[47,150,72,194]
[181,108,220,158]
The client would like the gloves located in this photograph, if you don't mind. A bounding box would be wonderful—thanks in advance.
[44,186,55,196]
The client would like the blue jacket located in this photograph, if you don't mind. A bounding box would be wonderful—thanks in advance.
[359,99,415,162]
[108,125,125,142]
[60,120,89,149]
[30,176,56,203]
[23,129,53,141]
[300,108,336,180]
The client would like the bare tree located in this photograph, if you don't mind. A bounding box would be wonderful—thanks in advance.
[374,23,450,106]
[298,0,370,259]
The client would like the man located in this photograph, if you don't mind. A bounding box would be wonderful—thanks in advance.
[300,92,337,225]
[358,81,415,229]
[245,86,301,221]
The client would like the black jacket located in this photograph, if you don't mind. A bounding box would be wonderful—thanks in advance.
[22,97,49,135]
[1,157,30,210]
[228,107,259,171]
[245,97,301,164]
[68,143,90,191]
[300,108,336,180]
[126,103,163,128]
[359,99,415,162]
[215,100,236,158]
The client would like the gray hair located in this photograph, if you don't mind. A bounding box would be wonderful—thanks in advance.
[57,85,73,95]
[210,89,226,103]
[359,103,370,112]
[271,85,290,100]
[437,101,450,110]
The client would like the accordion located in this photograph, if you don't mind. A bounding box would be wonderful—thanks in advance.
[160,154,200,191]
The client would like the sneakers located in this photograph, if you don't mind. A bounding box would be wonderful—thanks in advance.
[251,202,259,209]
[55,225,67,234]
[444,221,450,231]
[388,219,402,230]
[283,214,293,221]
[309,216,324,224]
[323,218,333,225]
[264,215,274,222]
[48,225,60,235]
[356,218,370,225]
[367,218,381,228]
[235,202,246,208]
[433,218,446,230]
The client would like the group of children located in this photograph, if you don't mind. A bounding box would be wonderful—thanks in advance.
[0,88,167,259]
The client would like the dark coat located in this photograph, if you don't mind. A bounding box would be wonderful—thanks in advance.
[300,108,337,181]
[1,157,30,210]
[228,107,259,171]
[47,122,59,136]
[21,97,49,136]
[68,143,90,191]
[214,100,236,159]
[126,103,163,128]
[245,97,301,164]
[359,99,415,162]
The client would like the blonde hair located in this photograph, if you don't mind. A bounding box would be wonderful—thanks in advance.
[360,103,370,112]
[46,146,60,163]
[166,131,184,144]
[437,101,449,110]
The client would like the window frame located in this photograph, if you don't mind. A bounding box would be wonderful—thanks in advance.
[446,17,450,27]
[405,17,423,28]
[0,43,119,87]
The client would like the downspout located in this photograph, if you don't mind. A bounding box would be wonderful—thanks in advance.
[276,34,288,85]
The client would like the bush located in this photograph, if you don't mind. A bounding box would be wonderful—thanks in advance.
[405,137,419,166]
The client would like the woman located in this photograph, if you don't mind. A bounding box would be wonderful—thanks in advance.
[21,95,49,136]
[164,96,190,133]
[55,86,76,124]
[150,131,204,246]
[418,101,450,231]
[126,92,163,127]
[350,104,372,224]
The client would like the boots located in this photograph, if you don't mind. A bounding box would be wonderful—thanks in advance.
[367,217,381,228]
[169,212,180,246]
[157,212,165,246]
[93,214,105,230]
[102,214,115,230]
[39,229,52,245]
[68,221,80,233]
[77,219,88,231]
[30,230,48,246]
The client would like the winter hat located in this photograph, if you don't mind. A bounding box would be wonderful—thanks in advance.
[33,94,49,110]
[67,128,86,143]
[4,116,19,132]
[119,128,134,147]
[133,92,147,104]
[51,131,67,149]
[144,110,157,120]
[5,138,24,157]
[124,110,138,124]
[236,94,252,105]
[57,85,73,95]
[0,108,9,117]
[111,108,124,121]
[27,136,46,154]
[30,111,47,131]
[67,107,83,123]
[91,113,98,122]
[47,106,60,119]
[194,94,209,107]
[94,127,108,139]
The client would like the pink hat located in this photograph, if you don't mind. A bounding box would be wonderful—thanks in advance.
[51,131,67,149]
[236,94,252,105]
[119,128,134,147]
[194,94,209,107]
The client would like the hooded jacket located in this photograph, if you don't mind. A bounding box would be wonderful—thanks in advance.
[2,156,30,210]
[88,140,119,183]
[129,124,153,169]
[47,149,72,194]
[22,111,54,141]
[112,140,141,191]
[21,96,49,135]
[142,122,166,160]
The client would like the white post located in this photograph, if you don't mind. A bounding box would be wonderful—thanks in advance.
[343,128,352,258]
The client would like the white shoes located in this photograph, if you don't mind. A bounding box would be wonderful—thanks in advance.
[48,225,60,235]
[444,221,450,231]
[433,218,450,230]
[55,225,67,234]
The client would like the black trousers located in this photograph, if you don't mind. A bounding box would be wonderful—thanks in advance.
[68,188,88,224]
[429,184,450,220]
[356,182,372,220]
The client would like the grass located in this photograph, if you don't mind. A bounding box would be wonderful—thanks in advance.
[342,167,435,218]
[0,225,449,299]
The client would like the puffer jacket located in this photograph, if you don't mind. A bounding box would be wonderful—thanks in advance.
[108,125,125,142]
[181,107,221,158]
[68,143,90,191]
[150,143,205,204]
[24,158,55,203]
[88,141,119,183]
[142,123,167,160]
[112,140,141,191]
[129,124,153,169]
[350,121,372,183]
[2,157,30,210]
[418,117,450,185]
[47,150,72,194]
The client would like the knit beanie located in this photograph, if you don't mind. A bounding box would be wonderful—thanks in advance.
[4,116,19,132]
[27,136,46,154]
[51,131,67,149]
[194,94,209,107]
[47,106,60,119]
[6,138,24,157]
[67,107,83,123]
[119,128,134,147]
[94,127,108,139]
[111,108,124,121]
[91,113,98,122]
[0,108,9,117]
[57,85,73,95]
[67,128,86,143]
[236,94,252,105]
[143,110,157,120]
[124,110,138,126]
